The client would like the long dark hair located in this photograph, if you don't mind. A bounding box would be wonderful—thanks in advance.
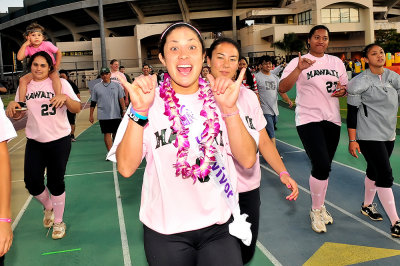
[362,43,382,69]
[237,56,254,89]
[27,51,54,72]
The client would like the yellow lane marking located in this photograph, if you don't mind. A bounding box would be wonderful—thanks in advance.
[304,242,400,266]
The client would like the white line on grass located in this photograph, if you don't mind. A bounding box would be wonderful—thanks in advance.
[260,164,400,245]
[113,162,132,266]
[276,139,400,188]
[256,241,283,266]
[12,195,32,231]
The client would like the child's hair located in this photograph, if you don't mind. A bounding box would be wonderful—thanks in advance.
[28,51,54,72]
[24,22,46,40]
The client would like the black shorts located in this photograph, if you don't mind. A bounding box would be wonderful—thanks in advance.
[67,110,76,125]
[99,119,121,134]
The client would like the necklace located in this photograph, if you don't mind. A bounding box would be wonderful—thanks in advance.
[160,73,220,183]
[103,81,111,87]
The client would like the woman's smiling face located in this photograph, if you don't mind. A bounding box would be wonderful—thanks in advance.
[159,26,204,94]
[207,42,239,80]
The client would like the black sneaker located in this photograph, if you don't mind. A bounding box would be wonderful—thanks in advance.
[361,203,383,221]
[391,220,400,238]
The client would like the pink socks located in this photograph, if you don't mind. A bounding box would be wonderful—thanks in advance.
[377,187,399,225]
[34,188,52,210]
[51,192,66,224]
[364,176,377,206]
[309,175,328,210]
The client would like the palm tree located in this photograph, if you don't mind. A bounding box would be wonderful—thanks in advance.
[273,33,306,61]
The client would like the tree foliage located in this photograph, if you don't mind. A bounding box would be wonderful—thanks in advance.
[273,33,306,60]
[375,29,400,54]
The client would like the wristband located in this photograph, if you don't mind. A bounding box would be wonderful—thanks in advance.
[130,107,148,119]
[221,110,239,118]
[0,218,12,223]
[279,171,290,178]
[349,139,357,142]
[128,111,148,127]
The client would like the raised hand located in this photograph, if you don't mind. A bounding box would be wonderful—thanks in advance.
[297,52,315,71]
[207,68,246,113]
[118,74,157,112]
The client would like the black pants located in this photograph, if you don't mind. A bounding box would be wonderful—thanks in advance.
[143,219,243,266]
[358,140,395,188]
[238,188,260,264]
[297,121,341,180]
[24,136,71,196]
[0,255,4,266]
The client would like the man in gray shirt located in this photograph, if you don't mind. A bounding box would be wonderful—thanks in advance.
[255,56,292,146]
[89,67,126,151]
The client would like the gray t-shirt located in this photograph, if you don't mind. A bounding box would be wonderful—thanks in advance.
[255,72,280,115]
[91,81,125,120]
[347,68,400,141]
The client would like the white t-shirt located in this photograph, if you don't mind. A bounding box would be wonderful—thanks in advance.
[108,86,259,234]
[0,98,17,142]
[280,53,348,126]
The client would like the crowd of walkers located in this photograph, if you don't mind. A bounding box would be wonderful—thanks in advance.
[0,21,399,266]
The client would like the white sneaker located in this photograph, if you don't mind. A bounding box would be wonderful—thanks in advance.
[43,209,54,228]
[321,205,333,225]
[310,209,327,233]
[52,222,66,240]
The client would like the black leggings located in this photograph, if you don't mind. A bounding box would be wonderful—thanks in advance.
[143,219,243,266]
[238,188,260,264]
[297,121,341,180]
[24,136,71,196]
[358,140,395,188]
[0,255,4,266]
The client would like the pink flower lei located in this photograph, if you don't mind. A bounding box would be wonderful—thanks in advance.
[159,73,220,183]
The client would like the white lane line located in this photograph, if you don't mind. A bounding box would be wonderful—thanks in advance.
[113,162,132,266]
[12,195,32,231]
[256,241,283,266]
[261,164,400,245]
[9,137,26,153]
[65,170,114,177]
[276,139,400,188]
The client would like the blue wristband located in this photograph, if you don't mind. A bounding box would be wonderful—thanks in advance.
[130,107,148,120]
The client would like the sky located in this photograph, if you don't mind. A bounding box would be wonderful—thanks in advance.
[0,0,24,13]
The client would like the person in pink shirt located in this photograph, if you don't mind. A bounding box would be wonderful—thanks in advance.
[110,59,129,107]
[279,25,348,234]
[207,37,299,264]
[108,22,258,265]
[6,51,81,240]
[0,98,17,265]
[16,22,62,106]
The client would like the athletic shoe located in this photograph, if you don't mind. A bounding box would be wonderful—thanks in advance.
[310,209,327,233]
[361,203,383,221]
[321,205,333,225]
[43,209,54,228]
[52,222,66,239]
[391,220,400,238]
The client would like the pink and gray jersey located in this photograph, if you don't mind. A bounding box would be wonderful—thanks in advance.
[15,78,80,143]
[0,98,17,142]
[280,53,348,126]
[235,86,266,193]
[107,86,259,234]
[25,41,58,64]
